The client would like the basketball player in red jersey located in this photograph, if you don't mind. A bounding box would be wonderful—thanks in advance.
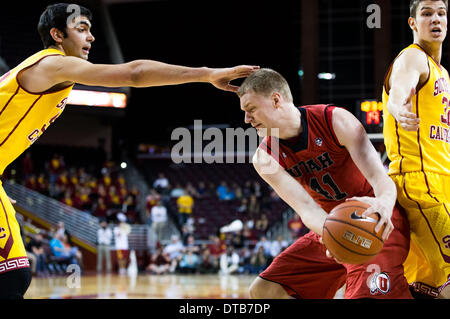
[237,69,412,299]
[0,3,258,299]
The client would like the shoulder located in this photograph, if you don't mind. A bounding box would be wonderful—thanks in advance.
[393,47,428,73]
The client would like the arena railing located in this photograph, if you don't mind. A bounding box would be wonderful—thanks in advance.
[3,180,150,251]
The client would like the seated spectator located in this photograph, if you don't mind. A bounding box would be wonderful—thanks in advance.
[208,236,226,261]
[248,194,261,215]
[60,189,74,207]
[122,194,138,224]
[236,198,249,215]
[178,250,199,274]
[27,233,47,276]
[184,235,200,254]
[198,245,218,274]
[185,183,199,198]
[270,235,289,258]
[219,247,240,275]
[163,235,184,273]
[93,197,108,219]
[170,183,185,198]
[242,180,253,198]
[153,173,169,193]
[253,236,272,258]
[36,173,49,196]
[230,230,245,250]
[196,182,207,198]
[62,233,83,267]
[255,213,269,233]
[216,181,228,200]
[49,233,78,267]
[146,247,171,275]
[21,151,34,180]
[247,246,268,274]
[232,183,243,200]
[25,174,37,191]
[107,186,122,210]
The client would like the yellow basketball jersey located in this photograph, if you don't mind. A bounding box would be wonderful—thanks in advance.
[383,44,450,176]
[0,48,73,174]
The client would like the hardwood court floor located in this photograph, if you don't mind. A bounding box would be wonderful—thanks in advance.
[25,274,257,299]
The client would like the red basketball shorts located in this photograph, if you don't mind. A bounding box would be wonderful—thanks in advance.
[259,204,412,299]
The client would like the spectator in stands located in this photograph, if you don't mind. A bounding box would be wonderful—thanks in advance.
[247,246,268,274]
[114,213,131,275]
[184,235,200,254]
[185,183,199,198]
[253,236,272,258]
[242,180,253,198]
[96,220,112,274]
[25,174,37,191]
[270,235,289,258]
[153,173,169,193]
[196,181,207,198]
[178,249,199,274]
[48,153,65,188]
[198,244,218,274]
[150,199,167,242]
[49,232,78,267]
[216,181,228,200]
[36,173,49,196]
[170,183,185,198]
[247,194,261,215]
[232,183,243,200]
[254,212,269,233]
[62,233,83,268]
[146,247,171,275]
[252,181,262,198]
[230,230,245,250]
[287,214,309,239]
[145,188,160,223]
[206,182,217,198]
[93,197,108,219]
[176,189,194,226]
[236,198,249,215]
[122,194,137,224]
[208,235,226,264]
[60,189,74,208]
[219,246,240,275]
[163,235,184,273]
[27,233,47,277]
[107,185,122,210]
[242,223,256,241]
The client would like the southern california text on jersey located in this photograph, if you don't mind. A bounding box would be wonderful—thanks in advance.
[0,48,73,175]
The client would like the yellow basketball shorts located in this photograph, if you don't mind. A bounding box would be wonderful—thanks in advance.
[0,182,29,274]
[391,171,450,295]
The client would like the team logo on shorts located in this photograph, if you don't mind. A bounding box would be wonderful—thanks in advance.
[369,272,391,295]
[315,137,323,146]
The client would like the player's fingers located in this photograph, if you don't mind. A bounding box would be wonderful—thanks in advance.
[222,84,240,93]
[381,220,394,241]
[399,122,420,131]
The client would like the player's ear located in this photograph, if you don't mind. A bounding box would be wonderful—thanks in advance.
[408,17,417,32]
[50,27,65,45]
[271,92,282,108]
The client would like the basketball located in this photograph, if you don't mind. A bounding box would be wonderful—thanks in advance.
[322,200,385,265]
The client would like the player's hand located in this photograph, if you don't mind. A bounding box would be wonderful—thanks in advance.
[346,196,394,242]
[318,236,343,264]
[208,65,260,93]
[8,196,16,205]
[390,87,420,131]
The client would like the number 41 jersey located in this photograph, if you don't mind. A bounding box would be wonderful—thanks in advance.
[259,104,374,213]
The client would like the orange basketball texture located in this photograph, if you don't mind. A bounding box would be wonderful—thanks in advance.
[322,200,385,264]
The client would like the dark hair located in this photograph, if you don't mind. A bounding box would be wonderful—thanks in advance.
[410,0,448,18]
[37,3,93,48]
[237,68,293,103]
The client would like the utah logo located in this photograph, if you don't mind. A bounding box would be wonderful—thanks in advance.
[369,272,391,295]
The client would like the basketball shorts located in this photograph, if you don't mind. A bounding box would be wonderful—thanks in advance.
[0,182,30,275]
[259,204,412,299]
[391,171,450,296]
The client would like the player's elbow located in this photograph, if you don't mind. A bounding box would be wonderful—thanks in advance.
[129,60,146,87]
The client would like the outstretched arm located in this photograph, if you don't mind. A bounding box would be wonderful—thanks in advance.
[26,55,259,92]
[386,48,428,131]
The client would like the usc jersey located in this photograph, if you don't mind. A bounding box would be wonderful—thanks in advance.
[259,104,374,213]
[0,48,73,175]
[383,44,450,176]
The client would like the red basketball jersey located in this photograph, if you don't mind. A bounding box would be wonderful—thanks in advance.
[259,104,374,213]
